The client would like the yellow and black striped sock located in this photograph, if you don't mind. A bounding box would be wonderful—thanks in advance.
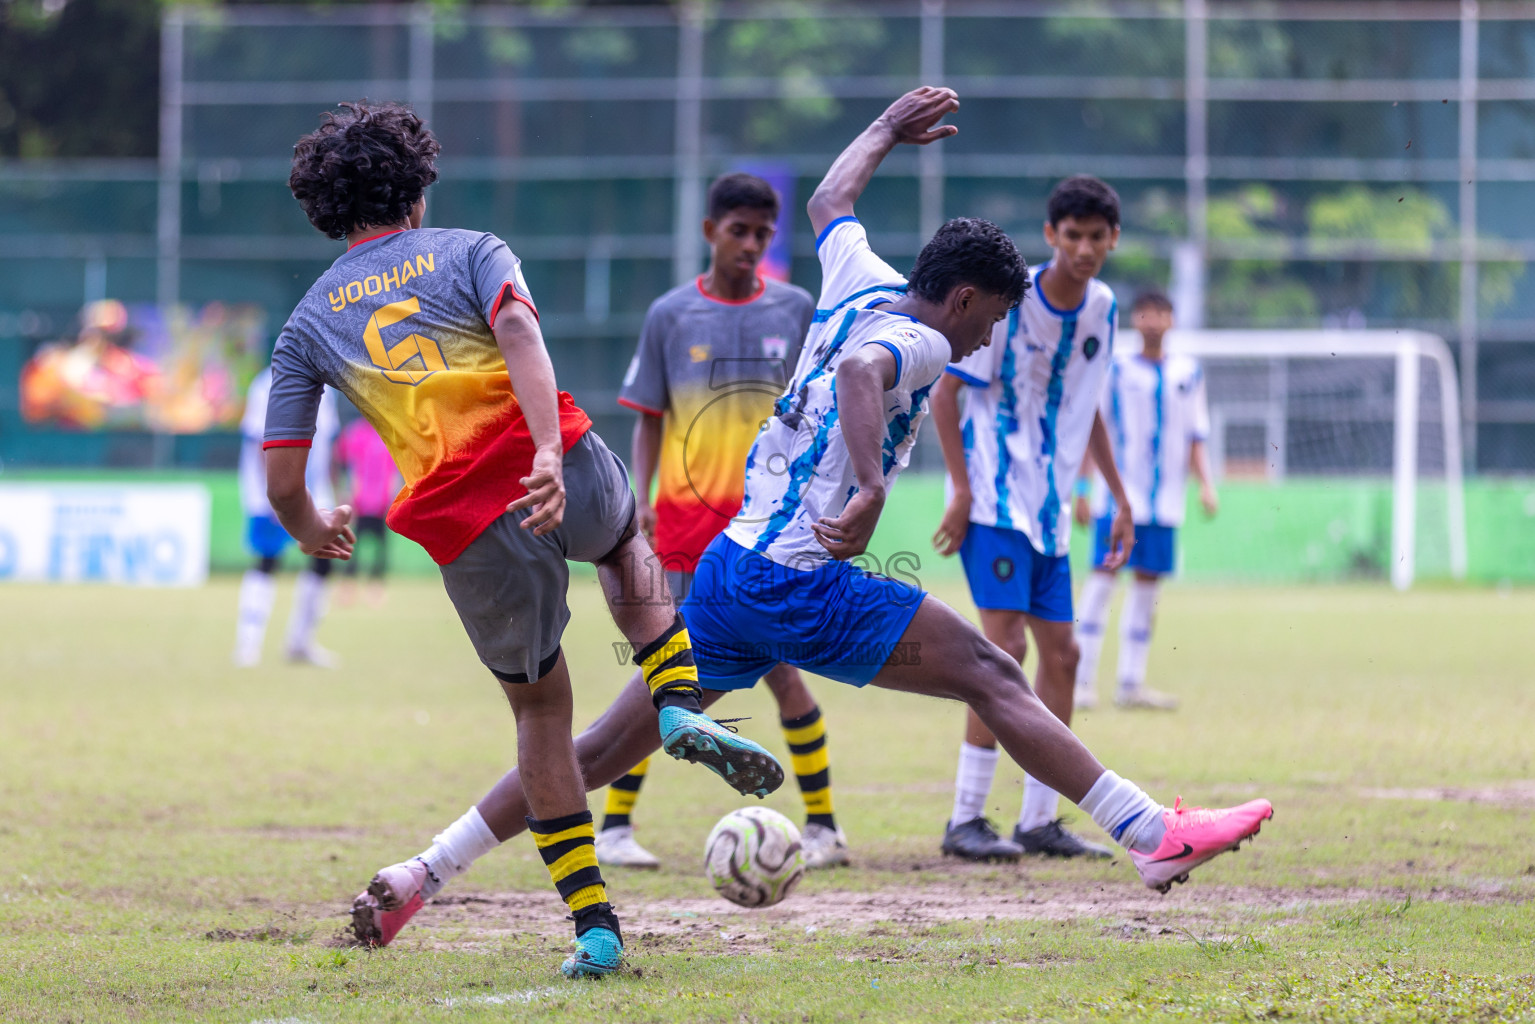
[601,757,649,832]
[526,810,608,914]
[634,613,702,710]
[782,707,836,830]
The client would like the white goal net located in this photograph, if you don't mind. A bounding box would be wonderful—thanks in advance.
[1151,330,1467,589]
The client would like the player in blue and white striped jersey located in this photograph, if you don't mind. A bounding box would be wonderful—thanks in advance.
[930,177,1139,862]
[1074,290,1217,712]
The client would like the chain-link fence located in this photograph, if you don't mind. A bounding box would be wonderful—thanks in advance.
[2,1,1534,473]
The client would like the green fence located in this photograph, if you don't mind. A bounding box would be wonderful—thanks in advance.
[8,469,1534,586]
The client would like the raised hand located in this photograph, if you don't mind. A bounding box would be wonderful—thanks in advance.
[876,86,960,146]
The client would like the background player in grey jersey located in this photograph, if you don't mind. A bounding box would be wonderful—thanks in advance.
[599,173,850,870]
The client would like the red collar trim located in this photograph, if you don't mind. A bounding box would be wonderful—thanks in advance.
[348,229,405,250]
[695,274,765,306]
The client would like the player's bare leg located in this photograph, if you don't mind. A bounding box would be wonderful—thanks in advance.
[884,595,1271,889]
[764,663,849,867]
[353,653,624,973]
[352,671,730,948]
[594,533,784,798]
[943,611,1028,861]
[1116,569,1179,710]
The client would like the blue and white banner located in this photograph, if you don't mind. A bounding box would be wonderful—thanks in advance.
[0,484,210,586]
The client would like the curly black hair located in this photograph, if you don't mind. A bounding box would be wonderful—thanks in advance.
[907,217,1030,307]
[1046,175,1121,229]
[289,101,441,240]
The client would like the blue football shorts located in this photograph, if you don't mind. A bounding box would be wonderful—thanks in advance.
[1093,516,1177,576]
[679,534,927,691]
[957,522,1073,622]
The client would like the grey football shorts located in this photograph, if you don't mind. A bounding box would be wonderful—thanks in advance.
[439,430,637,684]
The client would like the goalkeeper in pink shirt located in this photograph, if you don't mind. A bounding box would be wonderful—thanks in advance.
[334,417,401,604]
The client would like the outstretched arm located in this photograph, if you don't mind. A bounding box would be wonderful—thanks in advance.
[806,86,959,238]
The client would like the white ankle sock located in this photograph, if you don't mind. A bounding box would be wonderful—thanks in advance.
[417,806,500,899]
[1077,770,1166,854]
[949,742,998,828]
[235,569,276,662]
[1117,578,1159,694]
[1017,775,1060,832]
[285,569,328,654]
[1075,571,1115,692]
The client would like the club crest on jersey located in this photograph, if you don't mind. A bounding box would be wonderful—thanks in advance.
[762,335,788,360]
[690,344,711,363]
[1083,336,1102,360]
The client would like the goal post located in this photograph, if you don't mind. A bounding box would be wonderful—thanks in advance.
[1146,329,1467,590]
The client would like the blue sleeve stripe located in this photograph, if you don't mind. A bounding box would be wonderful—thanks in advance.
[945,366,989,387]
[864,340,903,386]
[815,215,859,252]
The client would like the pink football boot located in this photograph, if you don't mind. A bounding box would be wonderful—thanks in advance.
[1130,797,1274,893]
[349,858,429,946]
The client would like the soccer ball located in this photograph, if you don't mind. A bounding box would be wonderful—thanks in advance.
[703,806,806,908]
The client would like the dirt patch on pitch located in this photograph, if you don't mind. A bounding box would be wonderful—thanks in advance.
[382,879,1464,955]
[1359,781,1535,808]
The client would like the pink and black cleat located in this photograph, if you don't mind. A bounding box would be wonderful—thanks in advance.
[349,858,429,947]
[1129,797,1274,893]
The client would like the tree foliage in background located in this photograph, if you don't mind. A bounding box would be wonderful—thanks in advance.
[0,0,165,158]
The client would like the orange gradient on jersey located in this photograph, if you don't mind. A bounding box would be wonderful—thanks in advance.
[653,383,776,571]
[333,324,589,564]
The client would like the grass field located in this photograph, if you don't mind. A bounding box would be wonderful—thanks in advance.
[2,575,1534,1023]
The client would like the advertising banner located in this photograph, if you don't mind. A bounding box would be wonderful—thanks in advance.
[0,484,210,586]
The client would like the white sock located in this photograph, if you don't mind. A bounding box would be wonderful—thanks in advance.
[1017,775,1060,832]
[416,806,501,900]
[1075,571,1115,692]
[235,570,276,662]
[285,569,328,654]
[1117,577,1159,694]
[949,742,999,828]
[1078,770,1166,854]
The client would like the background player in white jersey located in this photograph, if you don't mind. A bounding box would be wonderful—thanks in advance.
[931,176,1137,861]
[1073,289,1217,711]
[233,365,339,667]
[339,92,1274,952]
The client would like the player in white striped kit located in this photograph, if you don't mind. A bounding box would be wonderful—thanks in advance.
[931,176,1138,861]
[1074,289,1217,711]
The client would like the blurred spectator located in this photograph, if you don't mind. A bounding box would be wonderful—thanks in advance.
[333,417,399,607]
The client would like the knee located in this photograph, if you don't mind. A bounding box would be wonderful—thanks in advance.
[966,637,1032,705]
[1057,638,1081,677]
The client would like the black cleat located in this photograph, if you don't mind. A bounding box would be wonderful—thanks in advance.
[941,817,1024,862]
[1013,818,1114,859]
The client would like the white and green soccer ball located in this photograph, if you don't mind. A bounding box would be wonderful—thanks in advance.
[703,806,806,908]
